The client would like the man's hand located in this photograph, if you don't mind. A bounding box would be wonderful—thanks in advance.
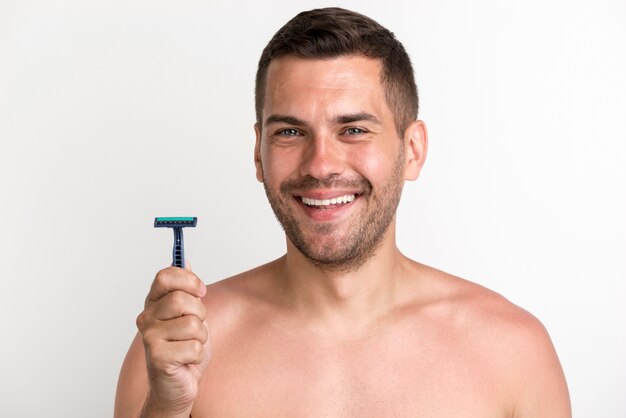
[135,263,210,417]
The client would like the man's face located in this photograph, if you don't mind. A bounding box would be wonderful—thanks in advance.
[255,55,422,271]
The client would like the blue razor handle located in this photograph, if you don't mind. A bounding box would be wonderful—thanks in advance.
[172,227,184,267]
[154,217,198,268]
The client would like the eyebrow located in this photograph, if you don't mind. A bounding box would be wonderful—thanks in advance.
[264,112,382,127]
[334,113,382,126]
[265,114,308,127]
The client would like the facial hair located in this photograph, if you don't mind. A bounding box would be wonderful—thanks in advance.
[262,146,405,273]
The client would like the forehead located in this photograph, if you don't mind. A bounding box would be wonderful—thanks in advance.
[263,55,390,122]
[266,55,382,87]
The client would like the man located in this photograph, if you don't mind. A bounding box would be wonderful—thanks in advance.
[116,7,571,417]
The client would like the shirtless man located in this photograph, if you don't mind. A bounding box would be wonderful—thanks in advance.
[115,7,571,417]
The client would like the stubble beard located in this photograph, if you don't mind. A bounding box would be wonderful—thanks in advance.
[262,148,405,273]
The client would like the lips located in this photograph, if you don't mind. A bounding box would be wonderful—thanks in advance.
[281,176,370,220]
[293,192,361,222]
[301,194,356,207]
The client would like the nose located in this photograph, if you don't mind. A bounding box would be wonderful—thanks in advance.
[299,133,345,180]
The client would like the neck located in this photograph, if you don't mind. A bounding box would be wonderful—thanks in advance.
[277,227,409,337]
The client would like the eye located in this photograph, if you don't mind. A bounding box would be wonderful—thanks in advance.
[343,127,368,135]
[277,128,301,137]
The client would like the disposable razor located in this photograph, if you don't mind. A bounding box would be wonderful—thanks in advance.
[154,217,197,268]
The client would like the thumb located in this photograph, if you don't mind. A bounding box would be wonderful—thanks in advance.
[185,259,206,298]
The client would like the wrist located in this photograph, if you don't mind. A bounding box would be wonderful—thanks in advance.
[140,393,192,418]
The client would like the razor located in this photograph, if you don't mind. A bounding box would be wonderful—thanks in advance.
[154,217,197,268]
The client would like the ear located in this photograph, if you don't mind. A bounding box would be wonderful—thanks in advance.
[254,123,264,182]
[403,120,428,181]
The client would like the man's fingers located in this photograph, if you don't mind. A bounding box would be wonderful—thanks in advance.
[154,290,207,321]
[145,316,209,344]
[146,339,207,371]
[138,291,207,332]
[147,266,206,304]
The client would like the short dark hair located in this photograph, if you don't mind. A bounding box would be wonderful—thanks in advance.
[255,7,419,137]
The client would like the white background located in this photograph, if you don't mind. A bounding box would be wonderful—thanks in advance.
[1,0,625,416]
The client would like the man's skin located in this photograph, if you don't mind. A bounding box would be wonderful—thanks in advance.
[115,55,571,417]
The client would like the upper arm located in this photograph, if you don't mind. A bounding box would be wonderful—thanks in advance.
[508,316,571,418]
[114,332,150,418]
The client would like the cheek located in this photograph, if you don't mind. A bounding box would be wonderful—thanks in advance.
[349,145,394,182]
[262,145,302,185]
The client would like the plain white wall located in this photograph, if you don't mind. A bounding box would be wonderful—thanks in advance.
[1,0,624,416]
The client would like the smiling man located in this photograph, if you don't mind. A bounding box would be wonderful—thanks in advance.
[116,8,571,417]
[257,54,412,274]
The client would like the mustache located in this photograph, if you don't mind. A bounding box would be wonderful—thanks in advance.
[280,175,371,194]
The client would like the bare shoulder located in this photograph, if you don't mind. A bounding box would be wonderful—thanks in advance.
[200,258,283,329]
[410,263,550,342]
[203,257,280,302]
[410,262,571,417]
[425,265,545,338]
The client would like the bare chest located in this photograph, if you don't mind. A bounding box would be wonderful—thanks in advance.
[192,321,510,417]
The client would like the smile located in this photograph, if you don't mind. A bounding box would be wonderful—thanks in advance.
[300,194,356,207]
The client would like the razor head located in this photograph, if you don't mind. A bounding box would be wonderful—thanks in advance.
[154,217,198,228]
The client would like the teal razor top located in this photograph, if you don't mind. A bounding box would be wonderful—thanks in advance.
[154,217,197,268]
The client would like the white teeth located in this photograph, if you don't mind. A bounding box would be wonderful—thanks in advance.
[301,194,356,207]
